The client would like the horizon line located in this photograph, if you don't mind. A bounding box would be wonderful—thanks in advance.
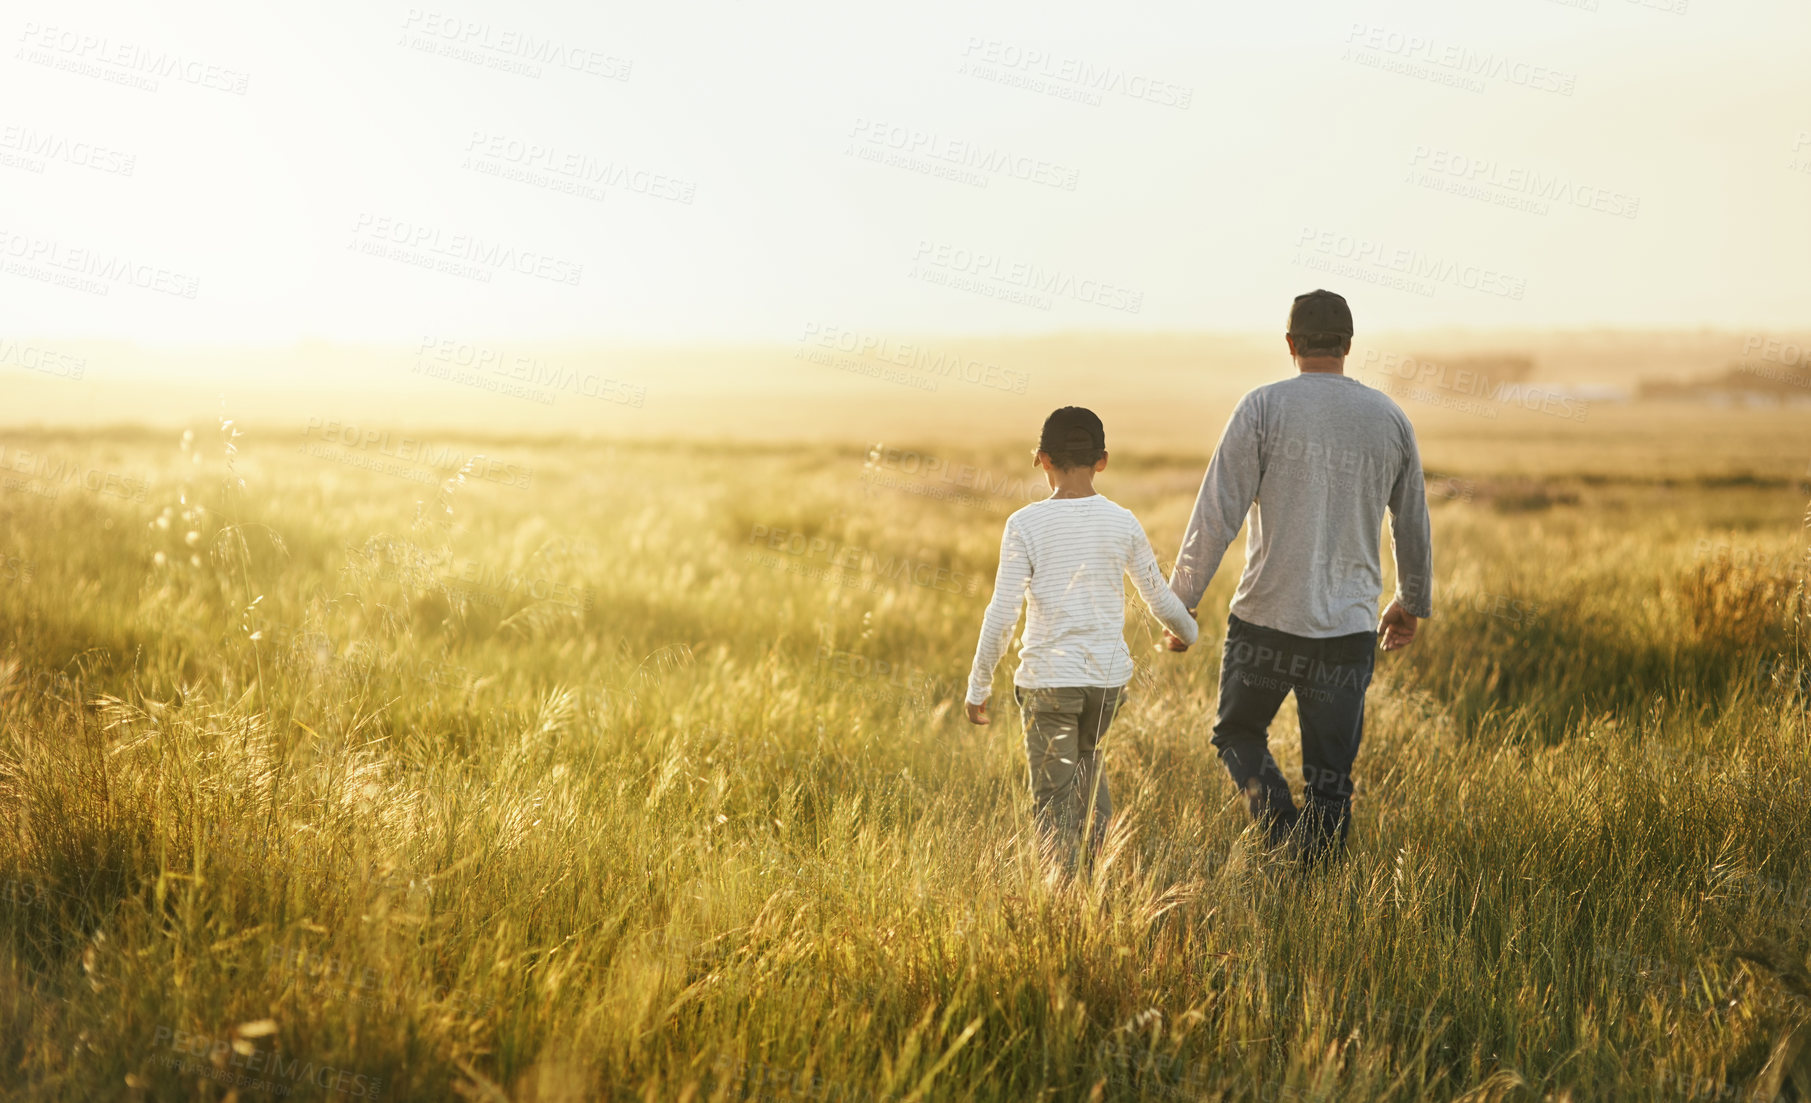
[6,323,1807,351]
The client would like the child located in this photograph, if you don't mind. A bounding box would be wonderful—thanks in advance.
[965,406,1200,874]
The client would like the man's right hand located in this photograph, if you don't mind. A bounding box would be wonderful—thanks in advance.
[1380,600,1419,651]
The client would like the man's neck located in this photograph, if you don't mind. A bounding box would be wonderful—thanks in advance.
[1295,356,1347,375]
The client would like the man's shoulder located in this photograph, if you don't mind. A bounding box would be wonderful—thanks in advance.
[1360,383,1418,437]
[1342,377,1414,420]
[1238,380,1290,407]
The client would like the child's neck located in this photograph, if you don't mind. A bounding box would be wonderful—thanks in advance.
[1048,472,1098,499]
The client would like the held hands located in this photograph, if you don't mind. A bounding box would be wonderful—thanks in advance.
[965,701,990,725]
[1379,600,1419,651]
[1162,608,1197,653]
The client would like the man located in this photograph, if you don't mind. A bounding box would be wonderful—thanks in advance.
[1164,289,1433,866]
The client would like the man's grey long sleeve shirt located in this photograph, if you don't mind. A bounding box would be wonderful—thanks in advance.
[1168,372,1434,638]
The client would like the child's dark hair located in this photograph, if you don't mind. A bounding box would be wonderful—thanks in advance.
[1037,406,1106,470]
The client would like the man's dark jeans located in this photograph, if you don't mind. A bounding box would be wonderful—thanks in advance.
[1213,612,1377,863]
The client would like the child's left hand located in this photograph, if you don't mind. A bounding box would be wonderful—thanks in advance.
[965,701,990,725]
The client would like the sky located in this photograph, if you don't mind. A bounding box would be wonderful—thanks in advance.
[2,0,1809,345]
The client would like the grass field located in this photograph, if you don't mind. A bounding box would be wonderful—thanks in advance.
[1,401,1808,1101]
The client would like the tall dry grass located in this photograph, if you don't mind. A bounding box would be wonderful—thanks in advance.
[0,422,1807,1101]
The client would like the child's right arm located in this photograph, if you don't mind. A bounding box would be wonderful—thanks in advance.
[1128,522,1200,648]
[965,518,1031,707]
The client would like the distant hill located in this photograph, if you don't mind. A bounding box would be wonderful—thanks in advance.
[3,328,1806,443]
[1638,359,1811,402]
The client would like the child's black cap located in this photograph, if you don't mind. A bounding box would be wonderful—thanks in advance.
[1038,406,1105,457]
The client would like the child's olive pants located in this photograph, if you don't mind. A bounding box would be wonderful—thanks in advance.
[1014,684,1126,873]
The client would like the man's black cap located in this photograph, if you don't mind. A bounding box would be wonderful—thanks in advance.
[1038,406,1104,456]
[1287,289,1354,336]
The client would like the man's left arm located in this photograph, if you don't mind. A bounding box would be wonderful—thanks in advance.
[1168,395,1263,619]
[1386,420,1435,632]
